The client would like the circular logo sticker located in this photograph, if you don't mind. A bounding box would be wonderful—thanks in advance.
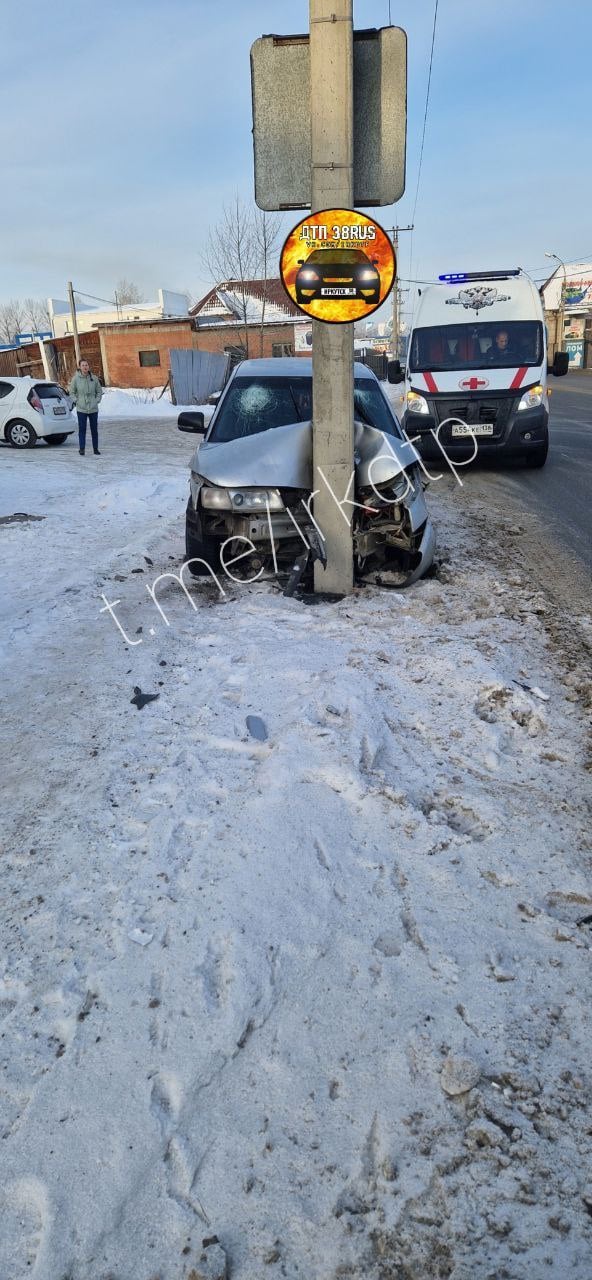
[280,209,395,324]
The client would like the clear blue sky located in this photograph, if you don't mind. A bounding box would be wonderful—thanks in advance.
[1,0,591,320]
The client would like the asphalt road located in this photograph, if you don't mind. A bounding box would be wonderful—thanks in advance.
[459,371,592,579]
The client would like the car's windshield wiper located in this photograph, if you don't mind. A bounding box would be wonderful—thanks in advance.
[353,398,376,428]
[288,387,307,422]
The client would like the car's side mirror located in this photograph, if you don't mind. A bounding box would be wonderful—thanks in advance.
[297,259,305,266]
[178,411,205,433]
[387,359,404,384]
[550,351,569,377]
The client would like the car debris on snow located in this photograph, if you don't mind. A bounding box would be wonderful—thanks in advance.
[513,679,550,701]
[246,714,268,742]
[128,927,154,946]
[130,686,160,709]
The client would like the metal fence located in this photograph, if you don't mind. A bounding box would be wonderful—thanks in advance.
[358,351,389,380]
[169,349,231,405]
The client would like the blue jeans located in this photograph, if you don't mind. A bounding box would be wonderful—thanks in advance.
[77,411,99,451]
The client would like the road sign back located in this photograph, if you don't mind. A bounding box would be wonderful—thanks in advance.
[251,26,407,211]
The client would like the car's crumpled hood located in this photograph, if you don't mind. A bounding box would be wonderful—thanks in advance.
[193,420,419,490]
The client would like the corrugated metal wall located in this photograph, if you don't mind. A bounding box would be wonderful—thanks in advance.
[170,349,230,404]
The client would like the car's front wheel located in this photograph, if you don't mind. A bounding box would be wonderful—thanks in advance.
[44,434,68,445]
[7,420,37,448]
[185,521,222,576]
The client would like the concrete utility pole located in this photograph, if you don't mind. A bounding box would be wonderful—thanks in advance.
[392,233,399,358]
[545,252,567,357]
[67,281,81,365]
[310,0,354,596]
[388,225,412,358]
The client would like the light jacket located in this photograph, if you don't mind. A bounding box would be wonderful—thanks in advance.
[69,371,103,413]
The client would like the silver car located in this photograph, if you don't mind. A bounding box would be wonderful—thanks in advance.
[179,358,435,590]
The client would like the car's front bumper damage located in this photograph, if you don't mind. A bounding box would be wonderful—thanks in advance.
[188,419,436,589]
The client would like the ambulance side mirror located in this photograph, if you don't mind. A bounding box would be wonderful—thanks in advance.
[387,359,404,384]
[550,351,569,377]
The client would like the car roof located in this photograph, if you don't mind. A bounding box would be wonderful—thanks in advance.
[233,357,376,379]
[0,375,58,387]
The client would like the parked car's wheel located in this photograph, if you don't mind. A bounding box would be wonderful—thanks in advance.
[7,420,37,448]
[525,440,549,468]
[185,524,222,576]
[44,434,68,445]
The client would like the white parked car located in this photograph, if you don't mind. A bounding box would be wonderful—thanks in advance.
[0,376,76,448]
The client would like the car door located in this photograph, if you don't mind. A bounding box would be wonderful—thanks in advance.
[0,380,17,434]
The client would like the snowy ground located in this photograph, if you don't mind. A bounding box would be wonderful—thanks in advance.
[1,415,591,1280]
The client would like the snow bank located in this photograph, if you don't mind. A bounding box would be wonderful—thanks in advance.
[1,419,591,1279]
[101,385,212,418]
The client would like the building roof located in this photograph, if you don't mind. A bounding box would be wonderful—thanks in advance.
[191,279,301,325]
[96,316,193,330]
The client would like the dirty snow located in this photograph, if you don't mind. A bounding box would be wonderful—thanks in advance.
[0,417,591,1280]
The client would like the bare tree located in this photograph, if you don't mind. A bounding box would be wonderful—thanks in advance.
[202,198,260,357]
[253,209,282,356]
[23,297,51,334]
[115,279,145,305]
[0,299,26,345]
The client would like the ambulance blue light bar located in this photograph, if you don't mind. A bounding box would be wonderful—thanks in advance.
[439,270,521,283]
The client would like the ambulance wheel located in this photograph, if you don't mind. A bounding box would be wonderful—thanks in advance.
[525,441,548,468]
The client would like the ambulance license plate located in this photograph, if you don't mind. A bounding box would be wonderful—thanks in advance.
[451,422,494,437]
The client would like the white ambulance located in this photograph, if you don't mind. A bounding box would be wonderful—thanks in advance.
[390,269,568,468]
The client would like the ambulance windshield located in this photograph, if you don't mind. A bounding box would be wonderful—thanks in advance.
[409,321,543,372]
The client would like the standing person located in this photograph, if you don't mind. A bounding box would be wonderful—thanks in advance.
[68,359,103,455]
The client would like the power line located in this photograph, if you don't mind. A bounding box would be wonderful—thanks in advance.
[408,0,440,329]
[411,0,439,228]
[73,288,118,307]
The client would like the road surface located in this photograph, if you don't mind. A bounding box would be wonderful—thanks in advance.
[459,372,592,579]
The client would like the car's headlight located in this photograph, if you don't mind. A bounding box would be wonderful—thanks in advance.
[517,384,544,411]
[201,486,284,512]
[359,269,378,281]
[201,486,233,510]
[406,391,430,415]
[299,269,319,281]
[230,489,284,512]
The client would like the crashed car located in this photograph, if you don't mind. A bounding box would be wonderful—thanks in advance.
[178,358,435,590]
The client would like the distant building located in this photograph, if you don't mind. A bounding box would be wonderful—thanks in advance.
[47,289,189,338]
[2,280,313,389]
[190,279,301,360]
[96,280,307,388]
[540,261,592,368]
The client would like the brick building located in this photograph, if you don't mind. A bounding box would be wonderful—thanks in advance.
[96,279,307,388]
[0,280,308,390]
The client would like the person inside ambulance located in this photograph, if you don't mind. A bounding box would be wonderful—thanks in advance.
[487,328,519,364]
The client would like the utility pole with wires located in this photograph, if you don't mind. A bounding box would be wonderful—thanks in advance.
[250,12,408,595]
[310,0,355,597]
[67,281,81,365]
[387,225,413,358]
